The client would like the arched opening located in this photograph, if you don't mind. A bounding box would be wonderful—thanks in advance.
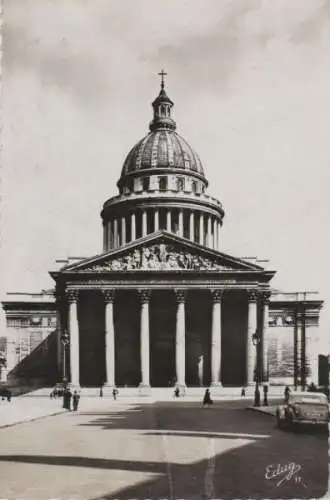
[177,177,184,192]
[159,176,167,192]
[142,177,149,191]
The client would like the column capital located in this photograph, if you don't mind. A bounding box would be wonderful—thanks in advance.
[138,289,151,304]
[102,289,115,304]
[247,290,259,302]
[260,290,271,304]
[66,289,79,303]
[211,289,224,303]
[174,289,186,304]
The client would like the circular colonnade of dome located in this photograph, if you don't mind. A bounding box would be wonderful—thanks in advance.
[101,75,224,252]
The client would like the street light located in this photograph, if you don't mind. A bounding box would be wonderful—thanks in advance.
[252,331,261,407]
[60,332,69,385]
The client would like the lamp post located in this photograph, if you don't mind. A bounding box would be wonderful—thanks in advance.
[252,331,261,407]
[60,332,69,386]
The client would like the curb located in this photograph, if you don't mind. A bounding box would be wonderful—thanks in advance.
[0,409,66,429]
[246,406,276,417]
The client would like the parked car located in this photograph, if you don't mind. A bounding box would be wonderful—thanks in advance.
[276,391,329,430]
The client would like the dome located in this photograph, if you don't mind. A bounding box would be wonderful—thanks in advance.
[120,130,206,179]
[118,75,208,187]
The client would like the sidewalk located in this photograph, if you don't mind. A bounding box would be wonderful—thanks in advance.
[248,405,277,416]
[0,397,66,428]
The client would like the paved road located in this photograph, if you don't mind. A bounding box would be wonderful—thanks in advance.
[0,399,327,499]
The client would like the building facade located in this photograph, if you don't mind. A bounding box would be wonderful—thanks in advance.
[1,78,323,390]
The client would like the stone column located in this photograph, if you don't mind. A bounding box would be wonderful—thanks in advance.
[131,213,136,241]
[199,213,204,245]
[189,211,194,242]
[142,210,147,237]
[121,217,126,246]
[211,290,223,386]
[67,290,80,388]
[262,292,271,381]
[217,221,221,250]
[212,217,217,250]
[207,215,212,248]
[247,290,258,385]
[166,210,171,232]
[178,210,184,237]
[139,289,151,391]
[154,209,159,232]
[108,221,112,249]
[55,298,62,377]
[103,289,116,389]
[113,218,118,249]
[175,289,186,394]
[103,223,107,252]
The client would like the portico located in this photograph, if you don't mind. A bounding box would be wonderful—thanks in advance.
[53,233,274,390]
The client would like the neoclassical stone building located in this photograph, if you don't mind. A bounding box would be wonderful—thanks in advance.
[5,75,322,391]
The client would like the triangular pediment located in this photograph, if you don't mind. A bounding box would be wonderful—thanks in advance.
[60,232,266,274]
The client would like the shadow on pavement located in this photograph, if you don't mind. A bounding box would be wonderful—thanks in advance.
[0,402,327,499]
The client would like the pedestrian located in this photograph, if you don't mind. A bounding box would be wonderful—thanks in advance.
[308,382,317,392]
[72,390,80,412]
[112,387,118,400]
[203,388,213,406]
[241,386,246,397]
[263,384,268,406]
[99,385,103,398]
[63,388,72,410]
[174,386,180,398]
[284,385,290,404]
[254,385,261,406]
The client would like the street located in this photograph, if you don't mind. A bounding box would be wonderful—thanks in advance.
[0,399,327,499]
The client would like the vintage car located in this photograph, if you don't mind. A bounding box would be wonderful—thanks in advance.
[276,391,329,430]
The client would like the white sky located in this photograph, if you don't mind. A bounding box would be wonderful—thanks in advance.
[1,0,330,343]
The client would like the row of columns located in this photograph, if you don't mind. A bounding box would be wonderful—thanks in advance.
[104,209,221,252]
[66,288,270,390]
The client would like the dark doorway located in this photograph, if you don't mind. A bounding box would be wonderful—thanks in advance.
[150,290,176,386]
[78,291,105,387]
[186,291,212,386]
[221,292,247,386]
[114,291,140,386]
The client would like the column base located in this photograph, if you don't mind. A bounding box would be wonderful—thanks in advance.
[138,383,152,396]
[211,381,222,388]
[101,384,116,397]
[175,384,186,397]
[69,384,81,392]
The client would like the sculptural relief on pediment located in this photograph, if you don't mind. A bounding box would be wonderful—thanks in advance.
[78,244,233,272]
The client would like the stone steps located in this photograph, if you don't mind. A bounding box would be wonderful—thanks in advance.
[23,385,287,399]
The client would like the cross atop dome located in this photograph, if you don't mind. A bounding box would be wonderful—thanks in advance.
[158,69,167,90]
[150,70,176,132]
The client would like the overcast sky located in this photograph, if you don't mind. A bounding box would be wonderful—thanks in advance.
[2,0,330,339]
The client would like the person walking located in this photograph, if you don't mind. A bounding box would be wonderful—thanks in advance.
[284,385,290,404]
[99,385,103,398]
[174,386,180,398]
[241,386,246,398]
[112,387,118,401]
[72,390,80,412]
[63,387,72,410]
[263,384,268,406]
[203,388,213,406]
